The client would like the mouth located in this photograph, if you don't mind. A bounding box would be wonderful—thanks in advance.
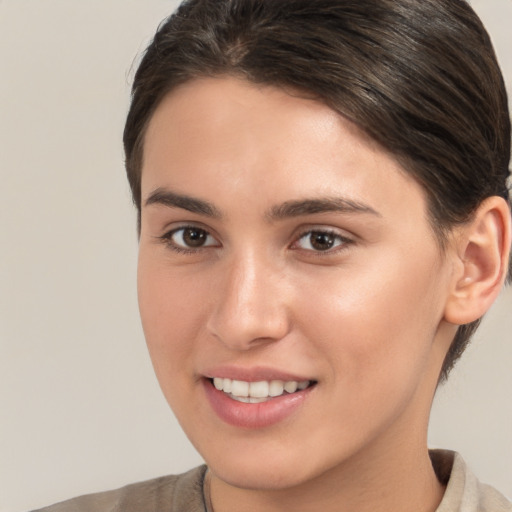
[210,377,316,403]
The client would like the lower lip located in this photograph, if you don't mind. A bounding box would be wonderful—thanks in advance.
[203,379,314,429]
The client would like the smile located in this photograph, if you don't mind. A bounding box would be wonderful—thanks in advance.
[212,378,312,403]
[204,376,316,428]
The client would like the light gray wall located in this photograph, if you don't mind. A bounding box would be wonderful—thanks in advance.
[0,1,510,511]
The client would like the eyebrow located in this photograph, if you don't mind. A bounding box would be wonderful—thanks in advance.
[144,188,381,220]
[144,188,222,218]
[267,197,381,220]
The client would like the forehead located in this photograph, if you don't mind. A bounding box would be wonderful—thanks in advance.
[141,77,429,227]
[144,77,345,163]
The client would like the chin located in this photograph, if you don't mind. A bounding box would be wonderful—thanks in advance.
[201,439,345,492]
[208,459,313,491]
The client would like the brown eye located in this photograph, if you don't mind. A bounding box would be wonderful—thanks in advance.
[169,227,218,249]
[182,227,207,247]
[295,230,349,252]
[310,232,336,251]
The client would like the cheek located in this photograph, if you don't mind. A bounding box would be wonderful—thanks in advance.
[293,272,443,444]
[137,254,206,385]
[295,252,446,389]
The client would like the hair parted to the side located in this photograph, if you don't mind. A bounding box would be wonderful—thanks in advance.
[124,0,511,382]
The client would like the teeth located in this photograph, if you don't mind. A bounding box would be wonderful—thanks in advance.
[284,381,298,393]
[222,378,232,393]
[231,380,249,397]
[297,381,309,390]
[249,381,269,398]
[269,380,284,397]
[231,396,269,404]
[212,378,311,400]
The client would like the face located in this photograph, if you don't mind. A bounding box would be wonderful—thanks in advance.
[138,77,456,490]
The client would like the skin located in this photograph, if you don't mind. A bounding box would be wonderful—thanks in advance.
[137,77,490,512]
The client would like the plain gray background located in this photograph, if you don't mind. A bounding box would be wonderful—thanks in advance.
[1,1,511,511]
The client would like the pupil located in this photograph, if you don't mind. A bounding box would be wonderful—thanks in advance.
[183,228,206,247]
[311,232,334,251]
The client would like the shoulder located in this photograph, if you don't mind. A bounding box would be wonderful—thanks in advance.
[431,450,512,512]
[475,481,512,512]
[30,465,208,512]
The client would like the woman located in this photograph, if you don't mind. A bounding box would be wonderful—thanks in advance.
[35,0,511,510]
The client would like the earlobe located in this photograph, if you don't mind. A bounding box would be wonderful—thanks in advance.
[444,196,511,326]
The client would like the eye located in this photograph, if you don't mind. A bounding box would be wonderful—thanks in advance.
[162,226,219,252]
[294,230,351,252]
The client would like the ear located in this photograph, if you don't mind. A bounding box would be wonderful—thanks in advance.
[444,196,511,325]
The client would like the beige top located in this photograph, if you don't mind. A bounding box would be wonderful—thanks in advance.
[32,451,511,512]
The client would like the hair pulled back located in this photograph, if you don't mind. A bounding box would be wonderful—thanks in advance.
[124,0,511,381]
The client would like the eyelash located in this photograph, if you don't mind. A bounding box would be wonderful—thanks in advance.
[157,225,354,256]
[292,229,353,255]
[157,225,219,255]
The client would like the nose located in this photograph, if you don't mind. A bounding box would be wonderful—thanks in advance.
[206,252,291,351]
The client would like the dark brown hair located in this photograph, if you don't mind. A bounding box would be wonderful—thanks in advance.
[124,0,511,381]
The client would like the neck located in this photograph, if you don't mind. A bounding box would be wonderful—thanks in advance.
[209,438,445,512]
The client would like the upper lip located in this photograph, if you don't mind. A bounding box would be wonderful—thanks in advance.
[201,365,314,383]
